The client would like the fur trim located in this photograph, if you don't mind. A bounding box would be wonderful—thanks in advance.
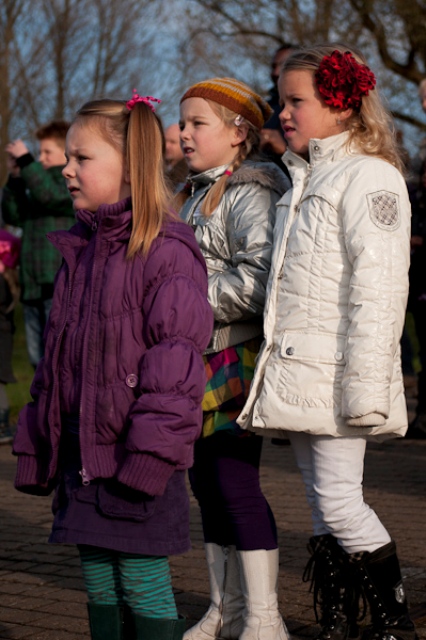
[228,160,290,195]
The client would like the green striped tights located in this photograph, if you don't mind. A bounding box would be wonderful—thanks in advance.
[78,545,177,618]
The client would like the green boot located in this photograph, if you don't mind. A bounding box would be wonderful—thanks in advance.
[87,603,124,640]
[130,614,186,639]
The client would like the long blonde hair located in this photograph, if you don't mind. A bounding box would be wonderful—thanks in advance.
[282,44,404,173]
[74,99,173,257]
[175,99,261,217]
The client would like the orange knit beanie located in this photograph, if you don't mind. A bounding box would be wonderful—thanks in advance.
[180,77,272,130]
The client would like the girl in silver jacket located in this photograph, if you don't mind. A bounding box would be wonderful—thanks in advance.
[239,45,417,640]
[177,78,290,640]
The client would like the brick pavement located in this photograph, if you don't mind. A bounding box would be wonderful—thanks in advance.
[0,405,424,638]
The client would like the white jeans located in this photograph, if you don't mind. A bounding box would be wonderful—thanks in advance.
[289,432,391,553]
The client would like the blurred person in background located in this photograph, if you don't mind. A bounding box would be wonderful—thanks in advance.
[164,123,188,190]
[260,43,298,174]
[2,122,75,368]
[0,229,20,443]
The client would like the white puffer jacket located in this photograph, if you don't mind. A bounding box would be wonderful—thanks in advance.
[238,132,411,439]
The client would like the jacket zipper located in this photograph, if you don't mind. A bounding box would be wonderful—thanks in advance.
[47,268,73,479]
[79,468,90,486]
[277,164,312,281]
[79,217,99,486]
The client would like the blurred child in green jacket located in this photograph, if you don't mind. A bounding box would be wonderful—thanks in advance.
[2,121,75,368]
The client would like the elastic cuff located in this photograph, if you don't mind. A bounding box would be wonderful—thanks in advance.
[346,413,386,427]
[117,452,175,496]
[16,153,34,169]
[14,454,52,495]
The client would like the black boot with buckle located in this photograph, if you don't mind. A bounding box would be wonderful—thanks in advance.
[357,541,418,640]
[303,534,361,640]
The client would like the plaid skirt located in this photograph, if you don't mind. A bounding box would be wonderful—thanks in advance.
[201,336,263,437]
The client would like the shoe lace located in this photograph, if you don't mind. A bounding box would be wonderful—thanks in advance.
[303,537,367,633]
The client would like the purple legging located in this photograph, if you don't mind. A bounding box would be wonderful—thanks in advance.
[188,431,277,550]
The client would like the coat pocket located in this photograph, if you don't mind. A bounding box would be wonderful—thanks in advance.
[277,332,346,408]
[96,480,156,522]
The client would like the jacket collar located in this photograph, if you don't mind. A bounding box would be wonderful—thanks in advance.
[77,196,132,237]
[283,131,352,177]
[48,197,133,266]
[50,198,206,274]
[186,160,289,195]
[187,164,229,189]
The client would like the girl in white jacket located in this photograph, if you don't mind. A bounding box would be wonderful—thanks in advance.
[239,44,417,640]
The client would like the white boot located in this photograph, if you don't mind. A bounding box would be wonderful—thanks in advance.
[237,549,290,640]
[184,543,244,640]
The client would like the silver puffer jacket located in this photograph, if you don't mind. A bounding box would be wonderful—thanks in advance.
[179,160,290,353]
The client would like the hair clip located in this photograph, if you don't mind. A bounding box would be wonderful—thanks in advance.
[234,115,244,126]
[126,89,162,112]
[224,169,233,176]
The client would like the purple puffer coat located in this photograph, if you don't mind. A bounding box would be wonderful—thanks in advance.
[13,197,213,497]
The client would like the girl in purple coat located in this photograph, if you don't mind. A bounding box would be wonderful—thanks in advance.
[13,94,213,640]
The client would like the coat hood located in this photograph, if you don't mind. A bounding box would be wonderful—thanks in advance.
[227,160,290,195]
[187,159,290,196]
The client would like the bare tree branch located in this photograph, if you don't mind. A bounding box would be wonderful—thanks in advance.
[392,109,426,131]
[347,0,424,83]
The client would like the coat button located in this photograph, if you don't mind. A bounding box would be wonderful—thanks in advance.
[313,145,320,151]
[126,374,139,388]
[334,351,343,362]
[286,347,294,356]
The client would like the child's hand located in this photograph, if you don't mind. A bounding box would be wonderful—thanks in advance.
[346,413,386,427]
[6,139,29,159]
[260,128,287,155]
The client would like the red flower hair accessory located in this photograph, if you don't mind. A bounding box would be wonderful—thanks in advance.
[126,89,161,112]
[315,50,376,111]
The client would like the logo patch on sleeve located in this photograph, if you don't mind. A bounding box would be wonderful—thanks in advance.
[367,191,400,230]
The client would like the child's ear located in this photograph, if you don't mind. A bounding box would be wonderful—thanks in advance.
[338,108,353,125]
[231,124,249,147]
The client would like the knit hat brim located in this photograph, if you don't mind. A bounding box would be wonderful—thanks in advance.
[180,77,273,130]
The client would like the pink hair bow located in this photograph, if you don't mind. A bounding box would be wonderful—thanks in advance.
[126,89,162,112]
